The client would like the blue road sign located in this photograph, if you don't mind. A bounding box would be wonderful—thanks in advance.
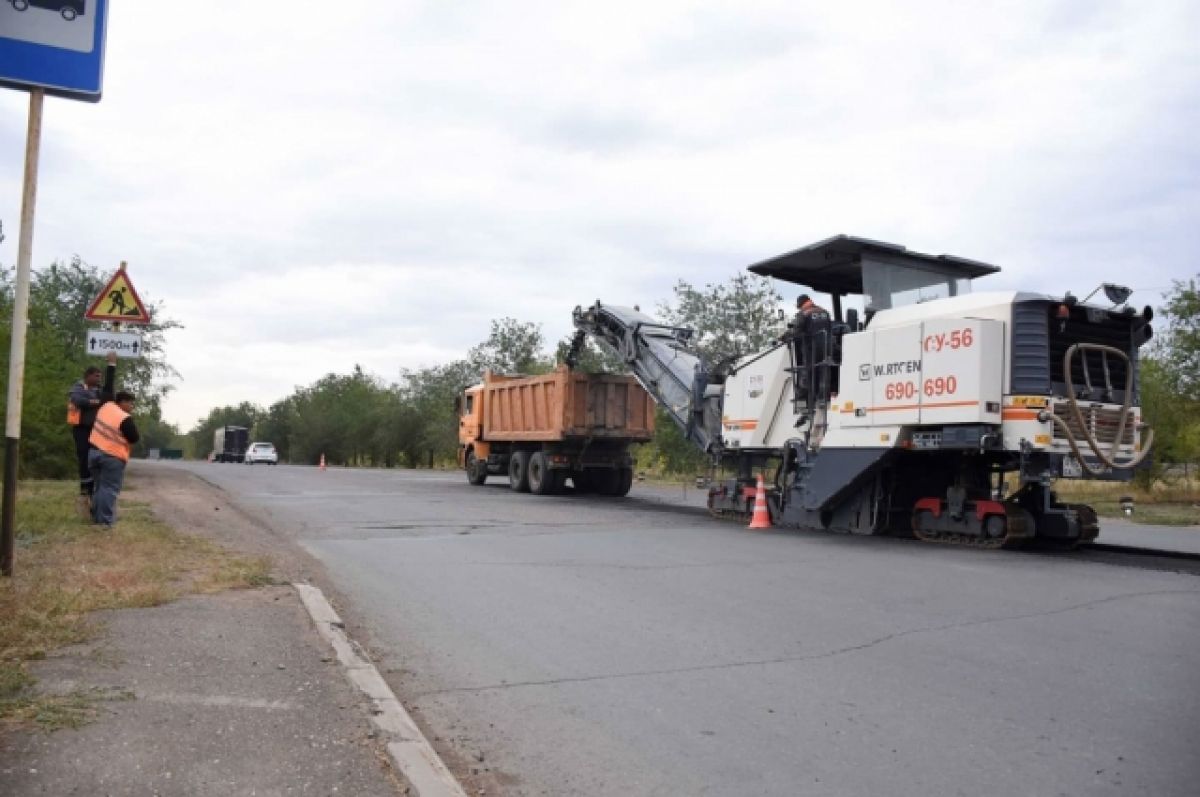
[0,0,108,101]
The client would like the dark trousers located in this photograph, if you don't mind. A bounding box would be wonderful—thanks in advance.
[72,425,95,496]
[88,449,126,525]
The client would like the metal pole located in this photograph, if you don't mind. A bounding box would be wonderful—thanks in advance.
[2,89,45,577]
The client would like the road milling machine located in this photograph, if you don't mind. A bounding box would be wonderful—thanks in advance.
[569,235,1155,548]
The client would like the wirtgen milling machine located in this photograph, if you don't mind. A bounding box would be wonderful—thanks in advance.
[570,235,1154,548]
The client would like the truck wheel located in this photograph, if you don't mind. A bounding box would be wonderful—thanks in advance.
[591,470,618,495]
[508,452,530,493]
[528,452,558,495]
[610,468,634,497]
[466,450,487,486]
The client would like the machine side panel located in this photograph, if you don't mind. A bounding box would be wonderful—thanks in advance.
[721,347,796,448]
[918,318,1004,425]
[870,324,923,425]
[836,332,874,428]
[799,447,896,511]
[820,426,905,448]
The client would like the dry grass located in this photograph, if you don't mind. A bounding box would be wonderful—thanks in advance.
[1053,478,1200,526]
[0,480,271,730]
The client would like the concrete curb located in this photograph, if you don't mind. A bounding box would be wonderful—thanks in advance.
[294,583,468,797]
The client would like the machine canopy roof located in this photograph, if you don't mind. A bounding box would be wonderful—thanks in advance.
[746,235,1000,296]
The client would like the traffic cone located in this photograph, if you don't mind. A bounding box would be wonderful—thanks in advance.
[319,453,326,471]
[748,473,772,530]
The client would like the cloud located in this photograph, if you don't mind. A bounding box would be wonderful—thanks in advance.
[0,0,1196,429]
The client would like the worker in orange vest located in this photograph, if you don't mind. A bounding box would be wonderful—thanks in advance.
[87,390,140,528]
[67,352,117,516]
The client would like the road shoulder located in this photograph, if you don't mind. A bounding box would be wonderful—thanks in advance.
[0,466,407,795]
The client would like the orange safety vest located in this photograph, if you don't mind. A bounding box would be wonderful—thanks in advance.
[67,399,81,426]
[89,402,131,462]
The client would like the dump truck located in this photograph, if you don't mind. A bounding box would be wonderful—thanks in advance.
[569,234,1155,548]
[212,425,249,463]
[457,366,655,496]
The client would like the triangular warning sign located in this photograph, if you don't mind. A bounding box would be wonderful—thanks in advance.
[85,266,151,324]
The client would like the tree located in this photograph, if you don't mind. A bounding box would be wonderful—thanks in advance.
[656,273,786,365]
[253,398,297,463]
[1139,276,1200,481]
[399,360,477,467]
[468,318,552,375]
[130,398,181,459]
[189,402,262,460]
[554,334,627,374]
[0,257,180,477]
[1152,276,1200,402]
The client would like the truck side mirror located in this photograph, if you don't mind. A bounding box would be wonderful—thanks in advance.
[453,395,463,414]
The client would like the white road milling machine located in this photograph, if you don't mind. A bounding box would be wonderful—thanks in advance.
[570,235,1155,548]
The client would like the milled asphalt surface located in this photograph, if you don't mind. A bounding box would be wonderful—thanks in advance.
[152,462,1200,796]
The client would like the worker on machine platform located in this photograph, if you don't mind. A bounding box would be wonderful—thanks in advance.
[782,294,833,427]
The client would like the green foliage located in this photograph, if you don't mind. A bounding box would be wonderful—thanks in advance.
[636,407,708,476]
[187,316,565,469]
[187,274,790,474]
[398,360,478,467]
[469,318,553,375]
[1152,276,1199,402]
[188,401,262,460]
[0,257,180,477]
[554,334,627,374]
[656,273,786,365]
[1138,276,1200,484]
[253,399,296,462]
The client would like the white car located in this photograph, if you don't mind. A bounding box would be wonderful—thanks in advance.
[244,442,279,465]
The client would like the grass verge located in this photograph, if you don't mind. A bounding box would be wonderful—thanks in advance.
[1053,479,1200,526]
[1,480,271,731]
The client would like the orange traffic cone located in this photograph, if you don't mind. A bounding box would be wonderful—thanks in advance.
[748,473,771,529]
[319,453,326,471]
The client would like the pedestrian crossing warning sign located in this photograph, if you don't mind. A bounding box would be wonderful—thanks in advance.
[84,264,151,324]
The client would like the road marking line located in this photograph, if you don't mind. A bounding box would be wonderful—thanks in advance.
[294,583,468,797]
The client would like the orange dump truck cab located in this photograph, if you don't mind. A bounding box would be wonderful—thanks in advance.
[458,366,655,496]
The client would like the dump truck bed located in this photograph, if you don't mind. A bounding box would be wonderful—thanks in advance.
[481,367,655,443]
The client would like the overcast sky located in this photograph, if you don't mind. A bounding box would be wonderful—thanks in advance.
[2,0,1197,430]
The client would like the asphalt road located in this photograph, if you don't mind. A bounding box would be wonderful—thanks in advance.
[160,461,1200,796]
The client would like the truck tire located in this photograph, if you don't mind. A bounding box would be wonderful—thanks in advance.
[593,470,620,496]
[528,452,558,495]
[610,467,634,497]
[509,452,530,492]
[466,450,487,486]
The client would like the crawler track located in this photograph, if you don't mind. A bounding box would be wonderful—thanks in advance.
[911,507,1035,550]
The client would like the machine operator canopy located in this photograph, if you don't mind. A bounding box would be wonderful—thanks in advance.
[747,235,1000,312]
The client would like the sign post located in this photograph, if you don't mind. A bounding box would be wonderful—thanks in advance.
[1,1,109,577]
[0,89,43,577]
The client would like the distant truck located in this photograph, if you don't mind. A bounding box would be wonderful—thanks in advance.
[458,366,655,496]
[212,425,249,463]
